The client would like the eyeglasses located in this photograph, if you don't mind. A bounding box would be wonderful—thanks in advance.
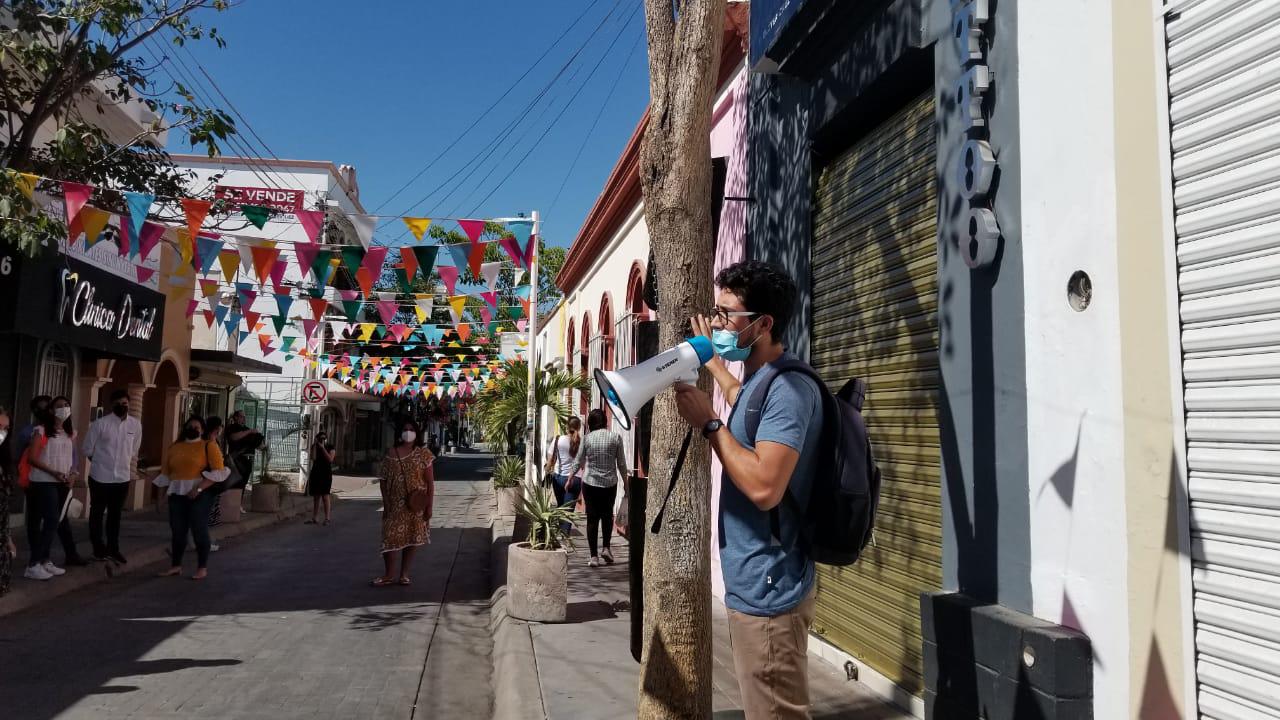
[711,307,758,325]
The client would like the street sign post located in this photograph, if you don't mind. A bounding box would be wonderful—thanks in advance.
[301,380,328,406]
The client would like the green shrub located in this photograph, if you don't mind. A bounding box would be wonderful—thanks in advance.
[492,455,525,489]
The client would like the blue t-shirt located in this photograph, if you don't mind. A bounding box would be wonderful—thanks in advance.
[719,353,822,616]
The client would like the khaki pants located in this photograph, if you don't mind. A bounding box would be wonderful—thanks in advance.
[726,587,818,720]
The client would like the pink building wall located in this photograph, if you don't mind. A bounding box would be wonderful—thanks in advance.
[708,68,748,601]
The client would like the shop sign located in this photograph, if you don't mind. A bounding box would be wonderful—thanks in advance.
[214,185,304,214]
[952,0,1001,268]
[0,251,164,360]
[750,0,810,72]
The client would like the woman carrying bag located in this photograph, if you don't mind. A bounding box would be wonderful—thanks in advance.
[372,418,434,587]
[154,417,227,581]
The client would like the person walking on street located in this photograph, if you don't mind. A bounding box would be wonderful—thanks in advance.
[155,417,226,581]
[224,410,262,489]
[672,261,822,720]
[81,389,140,564]
[0,406,15,595]
[202,417,226,552]
[15,395,85,568]
[545,416,583,535]
[23,396,83,580]
[306,431,336,525]
[568,409,628,568]
[373,419,434,587]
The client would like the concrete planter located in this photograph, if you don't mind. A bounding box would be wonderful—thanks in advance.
[495,486,521,517]
[219,488,244,523]
[507,542,568,622]
[249,483,282,513]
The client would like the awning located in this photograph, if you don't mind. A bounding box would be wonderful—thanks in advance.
[190,349,283,375]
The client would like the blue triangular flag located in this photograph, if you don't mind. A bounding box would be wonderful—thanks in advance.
[238,330,250,347]
[274,293,293,318]
[505,219,533,246]
[124,191,155,258]
[444,243,470,271]
[196,236,222,275]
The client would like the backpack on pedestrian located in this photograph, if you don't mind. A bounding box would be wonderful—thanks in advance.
[742,358,882,567]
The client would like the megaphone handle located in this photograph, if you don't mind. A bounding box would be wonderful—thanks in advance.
[674,370,699,385]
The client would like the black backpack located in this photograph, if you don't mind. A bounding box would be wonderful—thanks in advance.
[740,358,881,566]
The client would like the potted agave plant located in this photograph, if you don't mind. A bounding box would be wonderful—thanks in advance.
[248,446,283,513]
[492,455,524,516]
[507,484,577,622]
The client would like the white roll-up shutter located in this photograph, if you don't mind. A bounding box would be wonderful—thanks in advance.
[1167,2,1280,717]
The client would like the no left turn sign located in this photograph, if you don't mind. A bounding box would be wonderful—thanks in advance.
[302,380,328,406]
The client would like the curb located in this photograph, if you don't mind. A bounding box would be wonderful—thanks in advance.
[490,513,548,720]
[0,493,311,618]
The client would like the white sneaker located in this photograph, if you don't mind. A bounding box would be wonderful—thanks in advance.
[24,565,53,581]
[42,561,66,576]
[588,556,601,568]
[601,548,615,565]
[209,543,220,552]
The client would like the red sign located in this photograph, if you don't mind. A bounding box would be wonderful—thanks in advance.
[214,185,304,214]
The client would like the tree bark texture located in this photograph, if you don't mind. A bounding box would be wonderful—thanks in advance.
[637,2,725,718]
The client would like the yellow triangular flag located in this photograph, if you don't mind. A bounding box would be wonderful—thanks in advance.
[402,217,432,241]
[359,323,376,342]
[11,171,38,200]
[448,294,467,319]
[176,228,194,266]
[414,305,428,323]
[218,250,239,282]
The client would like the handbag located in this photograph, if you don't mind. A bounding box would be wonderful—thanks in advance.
[17,430,47,489]
[394,450,432,514]
[543,435,559,486]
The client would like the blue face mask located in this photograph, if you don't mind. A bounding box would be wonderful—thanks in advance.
[711,317,762,362]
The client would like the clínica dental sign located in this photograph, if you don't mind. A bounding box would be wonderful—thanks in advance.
[58,268,157,342]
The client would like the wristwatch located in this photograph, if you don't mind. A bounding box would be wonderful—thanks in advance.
[702,419,724,438]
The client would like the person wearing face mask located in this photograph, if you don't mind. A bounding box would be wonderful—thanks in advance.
[23,395,85,580]
[81,389,141,563]
[372,419,434,587]
[673,261,823,720]
[305,431,336,526]
[154,417,226,581]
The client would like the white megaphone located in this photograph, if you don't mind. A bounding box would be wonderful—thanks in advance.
[594,336,716,430]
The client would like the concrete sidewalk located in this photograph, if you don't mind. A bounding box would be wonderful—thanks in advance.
[491,518,913,719]
[0,475,373,617]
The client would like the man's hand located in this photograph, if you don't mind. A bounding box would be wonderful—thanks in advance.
[691,314,725,371]
[674,383,717,429]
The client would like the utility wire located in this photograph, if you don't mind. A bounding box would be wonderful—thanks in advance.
[370,0,609,215]
[547,26,645,215]
[387,0,627,225]
[465,5,642,218]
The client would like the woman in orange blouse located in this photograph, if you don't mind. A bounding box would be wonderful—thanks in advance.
[155,417,225,580]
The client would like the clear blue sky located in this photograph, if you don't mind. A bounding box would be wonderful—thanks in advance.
[160,0,650,247]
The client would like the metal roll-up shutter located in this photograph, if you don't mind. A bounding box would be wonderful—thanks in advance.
[1166,1,1280,717]
[810,89,940,694]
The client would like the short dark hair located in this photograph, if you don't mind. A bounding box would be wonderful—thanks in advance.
[203,416,223,439]
[587,408,607,432]
[714,261,796,342]
[109,389,129,404]
[30,395,51,413]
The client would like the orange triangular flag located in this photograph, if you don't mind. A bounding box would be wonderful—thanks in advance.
[456,323,472,342]
[250,244,281,284]
[356,267,373,298]
[182,198,212,244]
[467,242,487,277]
[401,250,418,282]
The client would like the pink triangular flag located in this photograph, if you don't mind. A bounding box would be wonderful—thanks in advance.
[302,318,318,338]
[480,307,493,324]
[294,243,320,279]
[269,258,288,290]
[363,246,390,278]
[136,266,156,283]
[296,209,325,243]
[376,299,398,325]
[498,236,526,270]
[480,290,498,309]
[517,319,528,332]
[437,265,459,295]
[457,219,485,245]
[61,181,94,228]
[186,300,199,318]
[523,235,537,267]
[137,221,166,262]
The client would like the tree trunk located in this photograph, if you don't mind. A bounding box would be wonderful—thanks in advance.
[637,2,726,718]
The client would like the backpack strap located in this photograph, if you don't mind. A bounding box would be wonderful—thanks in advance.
[741,359,827,546]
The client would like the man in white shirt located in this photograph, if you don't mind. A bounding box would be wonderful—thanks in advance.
[81,389,141,563]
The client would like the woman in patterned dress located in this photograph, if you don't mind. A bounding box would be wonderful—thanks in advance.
[372,418,434,587]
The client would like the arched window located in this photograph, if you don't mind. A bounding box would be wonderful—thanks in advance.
[565,318,576,412]
[37,342,73,399]
[580,312,591,416]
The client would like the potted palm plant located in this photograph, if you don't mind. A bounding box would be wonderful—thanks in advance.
[507,484,578,622]
[492,455,524,516]
[248,446,283,513]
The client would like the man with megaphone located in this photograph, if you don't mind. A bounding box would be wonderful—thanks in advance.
[676,261,824,720]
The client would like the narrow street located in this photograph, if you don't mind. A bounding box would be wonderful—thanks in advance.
[0,451,495,720]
